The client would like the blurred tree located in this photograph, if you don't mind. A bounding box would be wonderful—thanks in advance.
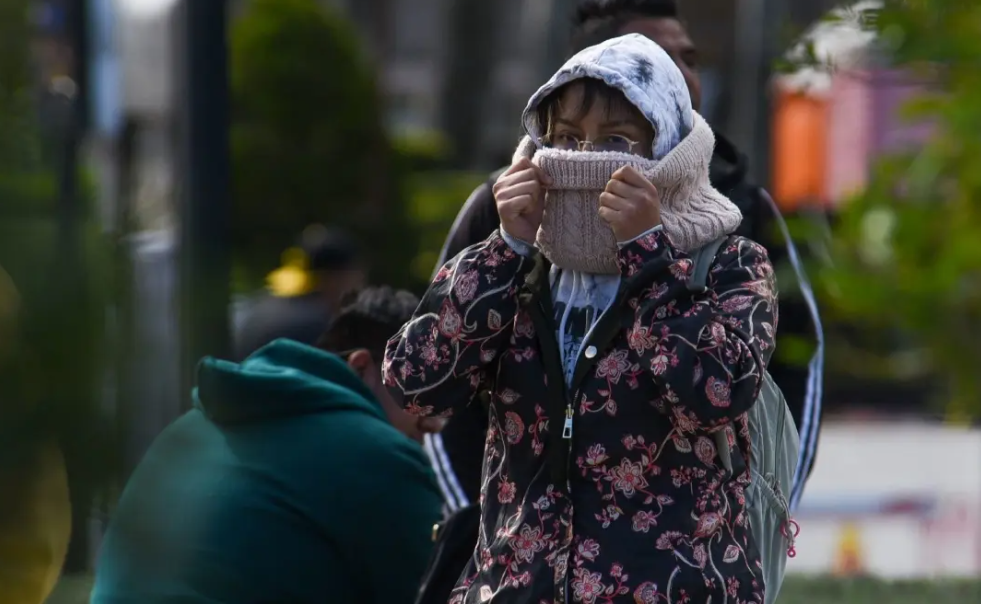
[0,0,43,176]
[0,0,112,579]
[815,0,981,419]
[230,0,413,290]
[389,131,488,291]
[403,168,485,283]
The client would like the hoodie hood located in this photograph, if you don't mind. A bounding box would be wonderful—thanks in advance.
[709,131,751,196]
[521,33,694,160]
[512,33,742,256]
[193,338,384,425]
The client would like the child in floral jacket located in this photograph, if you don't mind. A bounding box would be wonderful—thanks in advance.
[384,34,777,604]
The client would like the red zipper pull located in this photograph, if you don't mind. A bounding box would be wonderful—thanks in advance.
[783,519,801,558]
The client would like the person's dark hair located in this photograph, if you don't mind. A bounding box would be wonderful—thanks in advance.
[535,79,653,142]
[570,0,680,53]
[315,286,418,360]
[299,224,361,272]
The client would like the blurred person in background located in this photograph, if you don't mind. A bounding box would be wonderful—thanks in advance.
[91,287,442,604]
[233,224,366,360]
[0,265,71,604]
[430,0,824,517]
[316,289,446,444]
[388,33,776,603]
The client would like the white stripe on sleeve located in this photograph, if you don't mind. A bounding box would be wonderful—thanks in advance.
[758,190,825,511]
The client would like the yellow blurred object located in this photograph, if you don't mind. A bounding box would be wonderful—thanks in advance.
[832,522,866,576]
[944,398,973,427]
[266,247,315,297]
[0,268,71,602]
[0,443,72,604]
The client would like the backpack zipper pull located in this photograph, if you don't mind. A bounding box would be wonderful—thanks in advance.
[562,404,574,439]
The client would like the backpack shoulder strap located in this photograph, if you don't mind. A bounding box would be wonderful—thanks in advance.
[687,236,730,293]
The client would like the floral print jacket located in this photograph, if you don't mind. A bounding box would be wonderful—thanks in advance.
[384,229,777,604]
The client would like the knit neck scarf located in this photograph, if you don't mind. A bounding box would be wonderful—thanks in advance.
[513,112,743,274]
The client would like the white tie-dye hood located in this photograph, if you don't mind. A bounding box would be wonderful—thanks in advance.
[506,34,723,387]
[520,33,694,160]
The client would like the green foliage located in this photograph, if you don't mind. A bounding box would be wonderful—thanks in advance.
[392,130,453,172]
[0,0,46,178]
[0,0,31,101]
[0,0,113,497]
[230,0,405,288]
[809,0,981,418]
[404,169,486,287]
[228,1,484,294]
[0,216,113,479]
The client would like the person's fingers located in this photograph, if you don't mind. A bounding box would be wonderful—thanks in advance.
[498,179,542,203]
[597,205,621,225]
[495,168,542,194]
[604,178,640,200]
[530,163,554,187]
[612,166,659,203]
[612,165,650,188]
[494,161,533,195]
[498,194,535,217]
[503,157,534,176]
[599,191,630,212]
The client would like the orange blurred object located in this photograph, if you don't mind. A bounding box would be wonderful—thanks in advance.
[771,86,829,211]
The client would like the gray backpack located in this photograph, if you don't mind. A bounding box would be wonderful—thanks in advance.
[688,237,800,604]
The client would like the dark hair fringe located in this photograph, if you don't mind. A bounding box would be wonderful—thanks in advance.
[535,79,653,142]
[315,286,419,357]
[570,0,680,53]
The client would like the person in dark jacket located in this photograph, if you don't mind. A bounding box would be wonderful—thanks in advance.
[388,33,775,603]
[430,0,823,514]
[233,224,366,361]
[92,287,442,604]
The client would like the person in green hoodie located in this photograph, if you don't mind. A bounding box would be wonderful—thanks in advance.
[91,287,444,604]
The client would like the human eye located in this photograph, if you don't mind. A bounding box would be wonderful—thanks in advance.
[546,132,580,151]
[596,135,635,154]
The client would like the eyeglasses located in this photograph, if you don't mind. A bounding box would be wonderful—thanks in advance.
[539,132,643,155]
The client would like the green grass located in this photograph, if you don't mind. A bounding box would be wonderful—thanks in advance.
[46,574,980,604]
[778,577,980,603]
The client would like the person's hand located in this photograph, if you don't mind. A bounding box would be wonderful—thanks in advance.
[492,157,553,244]
[598,166,662,242]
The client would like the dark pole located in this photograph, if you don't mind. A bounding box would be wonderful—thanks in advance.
[439,0,501,168]
[543,0,574,75]
[173,0,231,402]
[751,0,786,191]
[61,0,89,574]
[58,0,88,263]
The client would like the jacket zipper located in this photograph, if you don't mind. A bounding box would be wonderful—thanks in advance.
[562,404,574,439]
[536,301,576,604]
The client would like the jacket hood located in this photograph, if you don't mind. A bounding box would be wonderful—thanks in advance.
[521,33,694,160]
[709,131,751,194]
[193,338,384,425]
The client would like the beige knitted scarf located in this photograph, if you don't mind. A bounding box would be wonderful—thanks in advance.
[512,112,743,274]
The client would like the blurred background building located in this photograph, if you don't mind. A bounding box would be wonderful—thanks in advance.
[330,0,842,172]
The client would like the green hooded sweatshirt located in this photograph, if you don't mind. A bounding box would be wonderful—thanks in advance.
[91,339,442,604]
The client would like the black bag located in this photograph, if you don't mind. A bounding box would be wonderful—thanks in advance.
[414,503,481,604]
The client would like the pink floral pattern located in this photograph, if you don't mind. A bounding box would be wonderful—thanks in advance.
[384,230,775,603]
